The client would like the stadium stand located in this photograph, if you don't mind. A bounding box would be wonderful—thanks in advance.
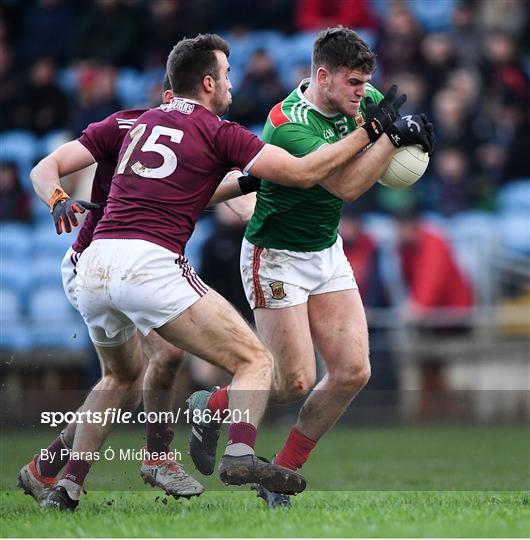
[0,0,528,407]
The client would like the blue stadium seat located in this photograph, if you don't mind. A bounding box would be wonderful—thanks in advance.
[499,212,530,256]
[32,222,73,256]
[0,256,32,309]
[0,130,39,188]
[30,254,64,291]
[0,223,32,258]
[185,215,215,272]
[251,31,286,64]
[0,288,31,351]
[449,211,500,304]
[29,287,88,349]
[409,0,458,31]
[362,212,397,244]
[37,130,72,158]
[275,32,318,88]
[421,211,449,230]
[57,67,79,96]
[248,124,263,138]
[117,69,149,108]
[31,193,53,224]
[497,179,530,214]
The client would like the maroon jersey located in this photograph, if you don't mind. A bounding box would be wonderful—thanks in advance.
[93,98,265,255]
[73,109,146,253]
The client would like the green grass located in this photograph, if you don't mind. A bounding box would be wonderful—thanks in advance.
[1,426,529,537]
[1,490,528,537]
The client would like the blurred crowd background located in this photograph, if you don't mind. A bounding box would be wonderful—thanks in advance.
[1,0,529,420]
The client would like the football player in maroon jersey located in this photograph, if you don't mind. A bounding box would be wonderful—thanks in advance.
[31,33,401,510]
[20,76,261,506]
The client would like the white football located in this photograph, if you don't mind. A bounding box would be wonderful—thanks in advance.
[378,145,430,189]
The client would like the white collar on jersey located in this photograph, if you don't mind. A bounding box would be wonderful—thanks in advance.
[295,78,339,119]
[171,96,201,105]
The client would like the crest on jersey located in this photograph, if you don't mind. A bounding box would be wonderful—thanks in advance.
[355,112,365,127]
[269,281,286,300]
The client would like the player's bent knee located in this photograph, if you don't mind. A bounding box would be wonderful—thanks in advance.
[331,361,371,391]
[234,340,274,372]
[283,372,315,398]
[96,371,143,411]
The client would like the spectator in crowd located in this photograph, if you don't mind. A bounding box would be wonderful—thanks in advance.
[200,203,254,324]
[210,0,295,33]
[228,49,285,127]
[0,42,17,131]
[431,87,474,153]
[0,162,31,222]
[420,32,458,102]
[480,31,529,108]
[339,207,388,308]
[450,2,482,65]
[477,0,529,40]
[69,64,121,137]
[15,0,74,67]
[501,98,530,182]
[295,0,377,32]
[142,0,199,69]
[396,209,473,319]
[72,0,143,68]
[11,57,69,135]
[390,72,428,115]
[420,146,474,216]
[376,3,422,78]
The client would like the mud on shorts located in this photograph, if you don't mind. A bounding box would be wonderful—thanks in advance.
[75,239,208,347]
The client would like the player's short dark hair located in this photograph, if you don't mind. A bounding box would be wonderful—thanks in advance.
[312,26,376,76]
[166,34,230,98]
[162,73,171,92]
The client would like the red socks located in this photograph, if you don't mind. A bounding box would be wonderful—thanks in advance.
[274,427,317,470]
[207,386,230,420]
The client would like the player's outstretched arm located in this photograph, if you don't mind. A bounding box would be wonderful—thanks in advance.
[207,170,260,206]
[31,140,100,234]
[249,127,370,189]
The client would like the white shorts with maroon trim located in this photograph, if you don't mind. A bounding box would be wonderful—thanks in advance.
[61,247,82,310]
[75,239,207,347]
[240,236,357,310]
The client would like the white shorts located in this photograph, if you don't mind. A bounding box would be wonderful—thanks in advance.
[240,236,357,309]
[61,247,82,311]
[75,239,208,347]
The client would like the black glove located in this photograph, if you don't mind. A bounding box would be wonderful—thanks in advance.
[51,198,101,234]
[238,175,261,195]
[362,85,407,142]
[386,113,435,156]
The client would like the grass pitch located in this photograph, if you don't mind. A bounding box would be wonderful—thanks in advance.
[1,425,529,537]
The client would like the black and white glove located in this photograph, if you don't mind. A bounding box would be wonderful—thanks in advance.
[238,175,261,194]
[362,85,407,142]
[386,114,435,156]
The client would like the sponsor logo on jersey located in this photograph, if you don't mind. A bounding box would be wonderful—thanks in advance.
[355,112,365,127]
[162,99,195,115]
[323,128,334,140]
[269,281,286,300]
